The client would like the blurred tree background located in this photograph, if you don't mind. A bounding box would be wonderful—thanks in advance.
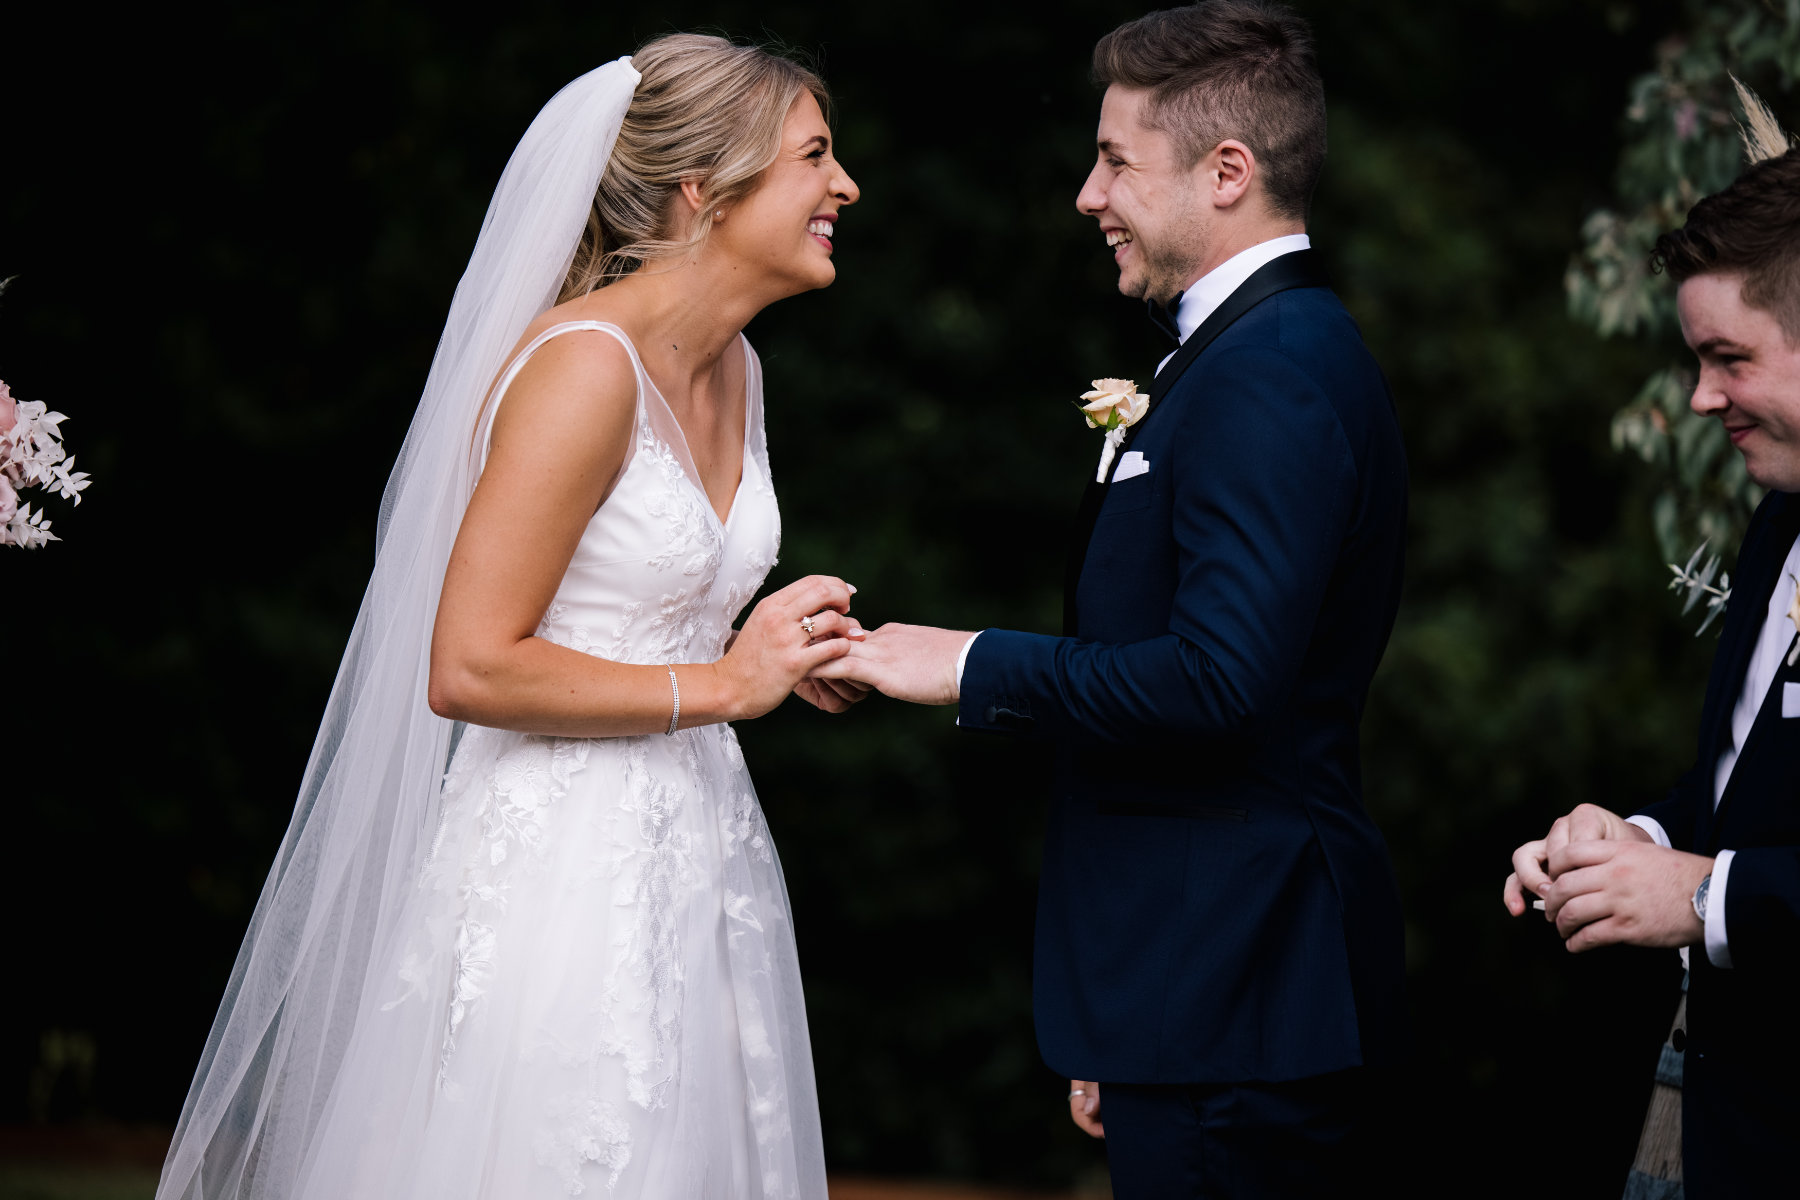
[6,0,1796,1194]
[1571,0,1799,603]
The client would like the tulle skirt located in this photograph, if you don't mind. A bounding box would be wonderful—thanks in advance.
[289,721,825,1199]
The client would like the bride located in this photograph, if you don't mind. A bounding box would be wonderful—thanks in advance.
[158,34,862,1200]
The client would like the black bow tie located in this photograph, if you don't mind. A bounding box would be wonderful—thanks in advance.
[1147,293,1184,342]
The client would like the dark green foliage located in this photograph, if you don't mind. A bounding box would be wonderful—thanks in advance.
[1572,0,1799,563]
[0,0,1726,1192]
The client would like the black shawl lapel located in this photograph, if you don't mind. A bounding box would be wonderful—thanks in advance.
[1701,492,1800,846]
[1708,630,1800,851]
[1062,249,1330,635]
[1703,493,1800,763]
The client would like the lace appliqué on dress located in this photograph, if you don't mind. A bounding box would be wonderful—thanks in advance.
[602,737,701,1111]
[640,434,721,579]
[533,1091,633,1195]
[419,729,593,1091]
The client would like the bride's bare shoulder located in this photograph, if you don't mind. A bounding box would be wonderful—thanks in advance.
[499,300,637,400]
[510,295,636,364]
[485,305,640,464]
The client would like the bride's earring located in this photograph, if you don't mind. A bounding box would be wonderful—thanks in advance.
[715,209,724,221]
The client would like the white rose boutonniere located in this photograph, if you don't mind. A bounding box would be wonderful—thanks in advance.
[1787,572,1800,666]
[1078,377,1150,483]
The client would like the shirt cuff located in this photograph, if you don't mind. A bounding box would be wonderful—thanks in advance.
[1705,849,1735,969]
[1626,815,1672,849]
[954,631,982,690]
[951,632,983,727]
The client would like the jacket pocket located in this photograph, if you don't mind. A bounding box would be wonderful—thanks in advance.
[1100,472,1155,515]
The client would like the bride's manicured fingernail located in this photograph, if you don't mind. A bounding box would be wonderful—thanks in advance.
[846,583,858,594]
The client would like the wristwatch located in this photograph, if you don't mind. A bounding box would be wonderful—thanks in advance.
[1693,873,1712,924]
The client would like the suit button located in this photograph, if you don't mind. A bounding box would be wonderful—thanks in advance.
[1671,1028,1686,1052]
[984,706,999,723]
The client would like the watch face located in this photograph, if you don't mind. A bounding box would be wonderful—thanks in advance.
[1695,875,1711,922]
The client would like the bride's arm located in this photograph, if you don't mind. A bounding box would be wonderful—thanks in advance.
[428,332,855,737]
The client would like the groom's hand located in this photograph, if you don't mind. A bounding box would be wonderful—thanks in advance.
[1503,803,1651,917]
[1068,1080,1102,1138]
[809,623,971,706]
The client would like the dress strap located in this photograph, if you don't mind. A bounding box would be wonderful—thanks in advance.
[741,334,770,481]
[478,320,641,467]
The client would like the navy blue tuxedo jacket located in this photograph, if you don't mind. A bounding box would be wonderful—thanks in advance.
[1635,490,1800,1064]
[959,257,1409,1084]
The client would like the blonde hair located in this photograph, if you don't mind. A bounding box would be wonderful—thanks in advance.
[558,34,828,301]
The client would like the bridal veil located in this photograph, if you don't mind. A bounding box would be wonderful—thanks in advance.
[157,56,642,1200]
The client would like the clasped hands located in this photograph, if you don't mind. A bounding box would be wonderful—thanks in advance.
[731,577,970,715]
[1503,803,1711,952]
[796,621,972,711]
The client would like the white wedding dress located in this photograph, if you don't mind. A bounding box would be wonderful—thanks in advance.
[292,321,824,1199]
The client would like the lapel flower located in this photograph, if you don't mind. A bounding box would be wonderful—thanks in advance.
[1078,378,1149,483]
[1787,573,1799,666]
[1667,541,1731,636]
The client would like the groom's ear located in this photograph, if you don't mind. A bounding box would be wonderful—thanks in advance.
[1204,140,1258,211]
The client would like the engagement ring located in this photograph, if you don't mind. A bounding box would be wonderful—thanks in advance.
[800,615,816,638]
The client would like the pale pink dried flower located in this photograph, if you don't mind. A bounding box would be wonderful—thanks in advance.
[1673,99,1700,142]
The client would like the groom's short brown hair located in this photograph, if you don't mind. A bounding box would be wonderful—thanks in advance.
[1094,1,1326,221]
[1651,147,1800,344]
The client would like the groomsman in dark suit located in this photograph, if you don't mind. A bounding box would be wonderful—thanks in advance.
[1505,147,1800,1198]
[819,4,1409,1194]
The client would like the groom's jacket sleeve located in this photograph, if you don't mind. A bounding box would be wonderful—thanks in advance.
[1724,848,1800,969]
[958,344,1356,746]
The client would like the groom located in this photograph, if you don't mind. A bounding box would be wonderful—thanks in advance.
[820,3,1408,1194]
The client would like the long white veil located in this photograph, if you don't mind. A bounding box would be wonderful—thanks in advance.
[158,56,642,1200]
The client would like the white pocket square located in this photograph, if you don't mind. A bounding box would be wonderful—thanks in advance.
[1785,681,1800,719]
[1111,450,1150,483]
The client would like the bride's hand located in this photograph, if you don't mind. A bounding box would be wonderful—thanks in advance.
[720,627,874,717]
[716,576,863,720]
[792,674,874,713]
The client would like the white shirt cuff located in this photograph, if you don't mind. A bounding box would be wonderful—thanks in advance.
[954,631,982,690]
[1625,815,1672,849]
[1705,849,1735,969]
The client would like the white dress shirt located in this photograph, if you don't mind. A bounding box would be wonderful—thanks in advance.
[1156,233,1312,376]
[1629,530,1800,968]
[954,234,1315,690]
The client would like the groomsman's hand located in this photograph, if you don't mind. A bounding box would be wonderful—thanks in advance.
[1068,1080,1103,1138]
[1503,803,1651,916]
[1541,840,1711,952]
[810,623,971,706]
